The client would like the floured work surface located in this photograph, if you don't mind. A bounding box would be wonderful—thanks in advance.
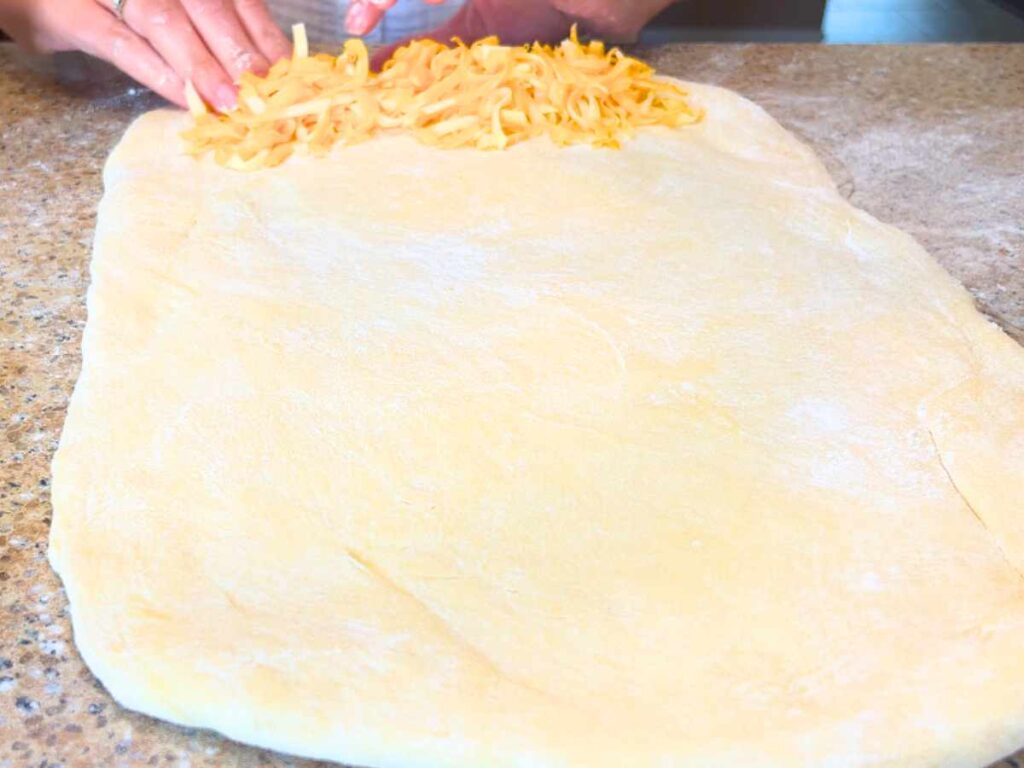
[50,83,1024,767]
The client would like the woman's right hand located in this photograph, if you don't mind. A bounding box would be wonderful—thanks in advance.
[345,0,675,68]
[0,0,291,109]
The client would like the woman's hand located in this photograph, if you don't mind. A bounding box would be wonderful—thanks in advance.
[345,0,675,67]
[0,0,290,109]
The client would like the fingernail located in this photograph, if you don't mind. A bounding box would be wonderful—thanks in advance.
[345,3,372,35]
[244,52,270,76]
[216,84,238,111]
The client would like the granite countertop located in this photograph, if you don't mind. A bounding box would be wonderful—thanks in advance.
[2,40,1023,768]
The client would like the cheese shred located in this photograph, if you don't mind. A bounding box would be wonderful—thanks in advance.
[182,23,703,170]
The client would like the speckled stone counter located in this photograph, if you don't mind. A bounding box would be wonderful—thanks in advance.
[1,41,1023,768]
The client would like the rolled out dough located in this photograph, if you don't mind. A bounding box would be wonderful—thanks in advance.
[51,83,1024,768]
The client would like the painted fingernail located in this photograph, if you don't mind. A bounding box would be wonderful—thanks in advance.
[237,50,269,75]
[345,3,373,35]
[234,51,254,72]
[216,83,238,111]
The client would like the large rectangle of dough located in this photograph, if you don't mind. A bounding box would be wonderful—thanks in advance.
[51,84,1024,767]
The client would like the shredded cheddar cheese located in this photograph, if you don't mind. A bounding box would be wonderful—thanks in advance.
[182,24,702,170]
[292,22,309,60]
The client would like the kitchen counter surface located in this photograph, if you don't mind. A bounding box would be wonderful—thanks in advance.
[1,41,1022,768]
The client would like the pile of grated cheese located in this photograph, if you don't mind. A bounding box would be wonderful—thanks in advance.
[182,23,703,170]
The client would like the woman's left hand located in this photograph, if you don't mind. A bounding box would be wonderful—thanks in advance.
[0,0,291,108]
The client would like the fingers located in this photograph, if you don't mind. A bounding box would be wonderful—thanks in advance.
[179,0,269,77]
[233,0,291,63]
[369,0,567,70]
[117,0,289,110]
[71,0,186,105]
[119,0,236,109]
[345,0,397,36]
[369,2,480,69]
